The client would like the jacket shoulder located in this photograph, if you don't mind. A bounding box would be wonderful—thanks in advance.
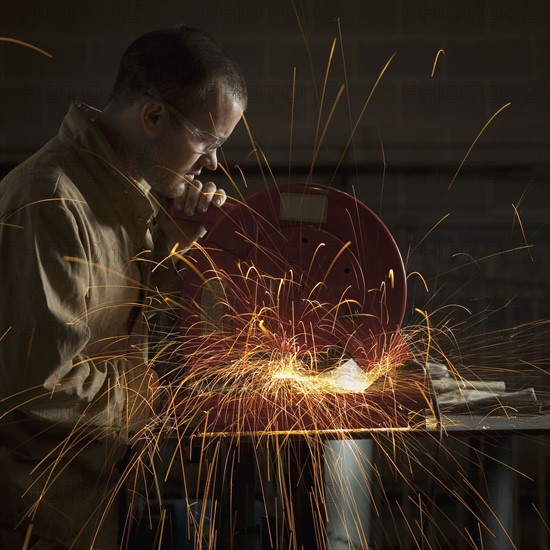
[0,138,85,211]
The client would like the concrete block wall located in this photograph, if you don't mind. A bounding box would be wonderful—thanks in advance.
[1,4,548,547]
[0,1,548,164]
[1,0,548,370]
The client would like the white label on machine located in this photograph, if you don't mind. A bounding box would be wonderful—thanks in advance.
[279,193,328,223]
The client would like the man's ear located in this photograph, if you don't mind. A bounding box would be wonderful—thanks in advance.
[140,99,169,136]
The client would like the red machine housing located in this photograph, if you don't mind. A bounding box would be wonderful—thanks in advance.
[170,184,427,434]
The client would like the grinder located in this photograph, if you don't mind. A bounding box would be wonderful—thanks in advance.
[169,183,428,433]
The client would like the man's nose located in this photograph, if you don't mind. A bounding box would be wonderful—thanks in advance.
[201,149,218,171]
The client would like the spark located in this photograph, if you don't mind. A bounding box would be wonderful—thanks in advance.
[330,52,397,184]
[531,503,550,533]
[448,102,512,190]
[407,213,451,258]
[308,83,346,181]
[407,272,430,293]
[431,49,445,77]
[444,244,534,276]
[0,325,12,342]
[377,125,387,216]
[415,308,432,367]
[320,240,352,286]
[311,37,338,168]
[258,318,272,338]
[240,113,267,185]
[337,17,360,180]
[0,221,24,229]
[0,37,53,58]
[165,248,208,282]
[22,523,33,550]
[289,66,297,183]
[511,202,534,262]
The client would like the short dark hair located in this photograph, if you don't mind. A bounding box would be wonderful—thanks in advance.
[109,25,247,115]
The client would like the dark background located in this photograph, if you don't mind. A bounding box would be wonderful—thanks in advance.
[1,0,548,382]
[1,3,548,547]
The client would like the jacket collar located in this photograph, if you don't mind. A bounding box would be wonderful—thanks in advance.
[58,101,159,219]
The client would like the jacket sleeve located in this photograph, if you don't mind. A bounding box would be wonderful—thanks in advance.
[0,200,154,436]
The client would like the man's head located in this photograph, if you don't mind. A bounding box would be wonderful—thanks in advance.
[110,25,247,115]
[102,25,247,198]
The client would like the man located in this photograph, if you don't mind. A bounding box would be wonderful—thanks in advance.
[0,26,247,549]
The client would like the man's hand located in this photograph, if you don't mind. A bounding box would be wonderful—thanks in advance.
[156,179,227,253]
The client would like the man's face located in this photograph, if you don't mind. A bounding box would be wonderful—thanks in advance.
[140,88,244,198]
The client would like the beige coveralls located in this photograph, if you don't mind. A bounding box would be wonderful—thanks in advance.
[0,101,169,549]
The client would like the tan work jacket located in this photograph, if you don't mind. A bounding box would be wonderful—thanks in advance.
[0,102,166,549]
